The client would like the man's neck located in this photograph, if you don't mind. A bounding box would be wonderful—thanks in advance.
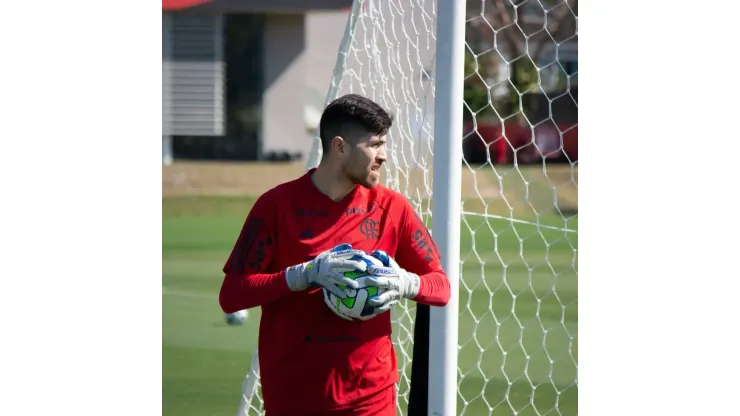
[311,162,356,201]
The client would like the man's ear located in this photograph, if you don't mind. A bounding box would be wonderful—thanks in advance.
[331,136,346,155]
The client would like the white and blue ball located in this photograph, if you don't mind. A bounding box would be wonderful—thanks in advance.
[322,254,386,321]
[224,309,248,325]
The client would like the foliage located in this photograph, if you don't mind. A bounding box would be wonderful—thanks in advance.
[462,0,578,123]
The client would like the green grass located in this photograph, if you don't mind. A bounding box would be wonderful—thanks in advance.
[163,195,577,416]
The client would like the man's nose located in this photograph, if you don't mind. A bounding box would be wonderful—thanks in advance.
[377,148,387,162]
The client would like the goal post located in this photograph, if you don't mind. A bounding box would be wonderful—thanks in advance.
[427,0,466,415]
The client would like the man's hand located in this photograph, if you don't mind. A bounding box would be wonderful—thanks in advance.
[285,244,367,298]
[366,250,421,313]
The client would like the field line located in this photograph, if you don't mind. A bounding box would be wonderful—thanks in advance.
[461,211,577,233]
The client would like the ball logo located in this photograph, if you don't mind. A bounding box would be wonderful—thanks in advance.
[359,218,380,240]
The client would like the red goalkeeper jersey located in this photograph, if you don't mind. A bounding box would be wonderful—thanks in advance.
[220,169,450,415]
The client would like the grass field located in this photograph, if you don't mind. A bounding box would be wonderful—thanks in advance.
[162,162,578,416]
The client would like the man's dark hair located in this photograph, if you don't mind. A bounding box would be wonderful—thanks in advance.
[319,94,393,155]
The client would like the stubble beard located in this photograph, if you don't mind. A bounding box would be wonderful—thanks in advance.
[348,170,375,188]
[344,164,377,189]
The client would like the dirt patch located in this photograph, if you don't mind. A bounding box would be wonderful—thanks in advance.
[162,162,576,216]
[382,164,501,199]
[459,164,577,216]
[162,161,501,199]
[163,162,306,196]
[526,165,578,209]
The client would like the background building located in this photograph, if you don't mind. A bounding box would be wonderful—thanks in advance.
[162,0,351,164]
[162,0,578,166]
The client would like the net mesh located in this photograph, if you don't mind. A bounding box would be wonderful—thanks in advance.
[240,0,578,414]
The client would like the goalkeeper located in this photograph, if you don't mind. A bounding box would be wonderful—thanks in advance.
[219,94,450,415]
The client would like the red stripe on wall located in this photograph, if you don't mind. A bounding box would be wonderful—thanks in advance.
[163,0,215,11]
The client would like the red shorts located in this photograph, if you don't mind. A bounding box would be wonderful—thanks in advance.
[266,385,396,416]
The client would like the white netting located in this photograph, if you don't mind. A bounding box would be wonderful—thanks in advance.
[240,0,578,414]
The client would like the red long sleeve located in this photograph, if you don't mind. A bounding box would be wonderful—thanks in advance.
[395,201,451,307]
[413,270,451,306]
[220,193,296,312]
[219,270,291,313]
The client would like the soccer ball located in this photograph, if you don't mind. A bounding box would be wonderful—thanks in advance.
[322,254,386,321]
[224,309,248,325]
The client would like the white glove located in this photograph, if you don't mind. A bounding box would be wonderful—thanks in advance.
[285,244,367,298]
[365,250,421,313]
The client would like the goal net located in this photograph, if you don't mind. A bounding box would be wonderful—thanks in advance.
[238,0,578,414]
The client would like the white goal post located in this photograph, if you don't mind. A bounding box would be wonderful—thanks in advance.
[238,0,578,415]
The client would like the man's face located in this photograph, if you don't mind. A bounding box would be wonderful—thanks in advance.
[342,134,387,188]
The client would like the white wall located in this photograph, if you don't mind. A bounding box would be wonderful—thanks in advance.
[261,14,309,159]
[304,10,351,130]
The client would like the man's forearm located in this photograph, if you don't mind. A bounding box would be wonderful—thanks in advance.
[219,271,292,312]
[411,271,451,307]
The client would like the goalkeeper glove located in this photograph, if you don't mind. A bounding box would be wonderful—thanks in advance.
[285,244,367,298]
[365,250,421,313]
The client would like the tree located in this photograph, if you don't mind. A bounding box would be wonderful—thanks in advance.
[463,0,578,124]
